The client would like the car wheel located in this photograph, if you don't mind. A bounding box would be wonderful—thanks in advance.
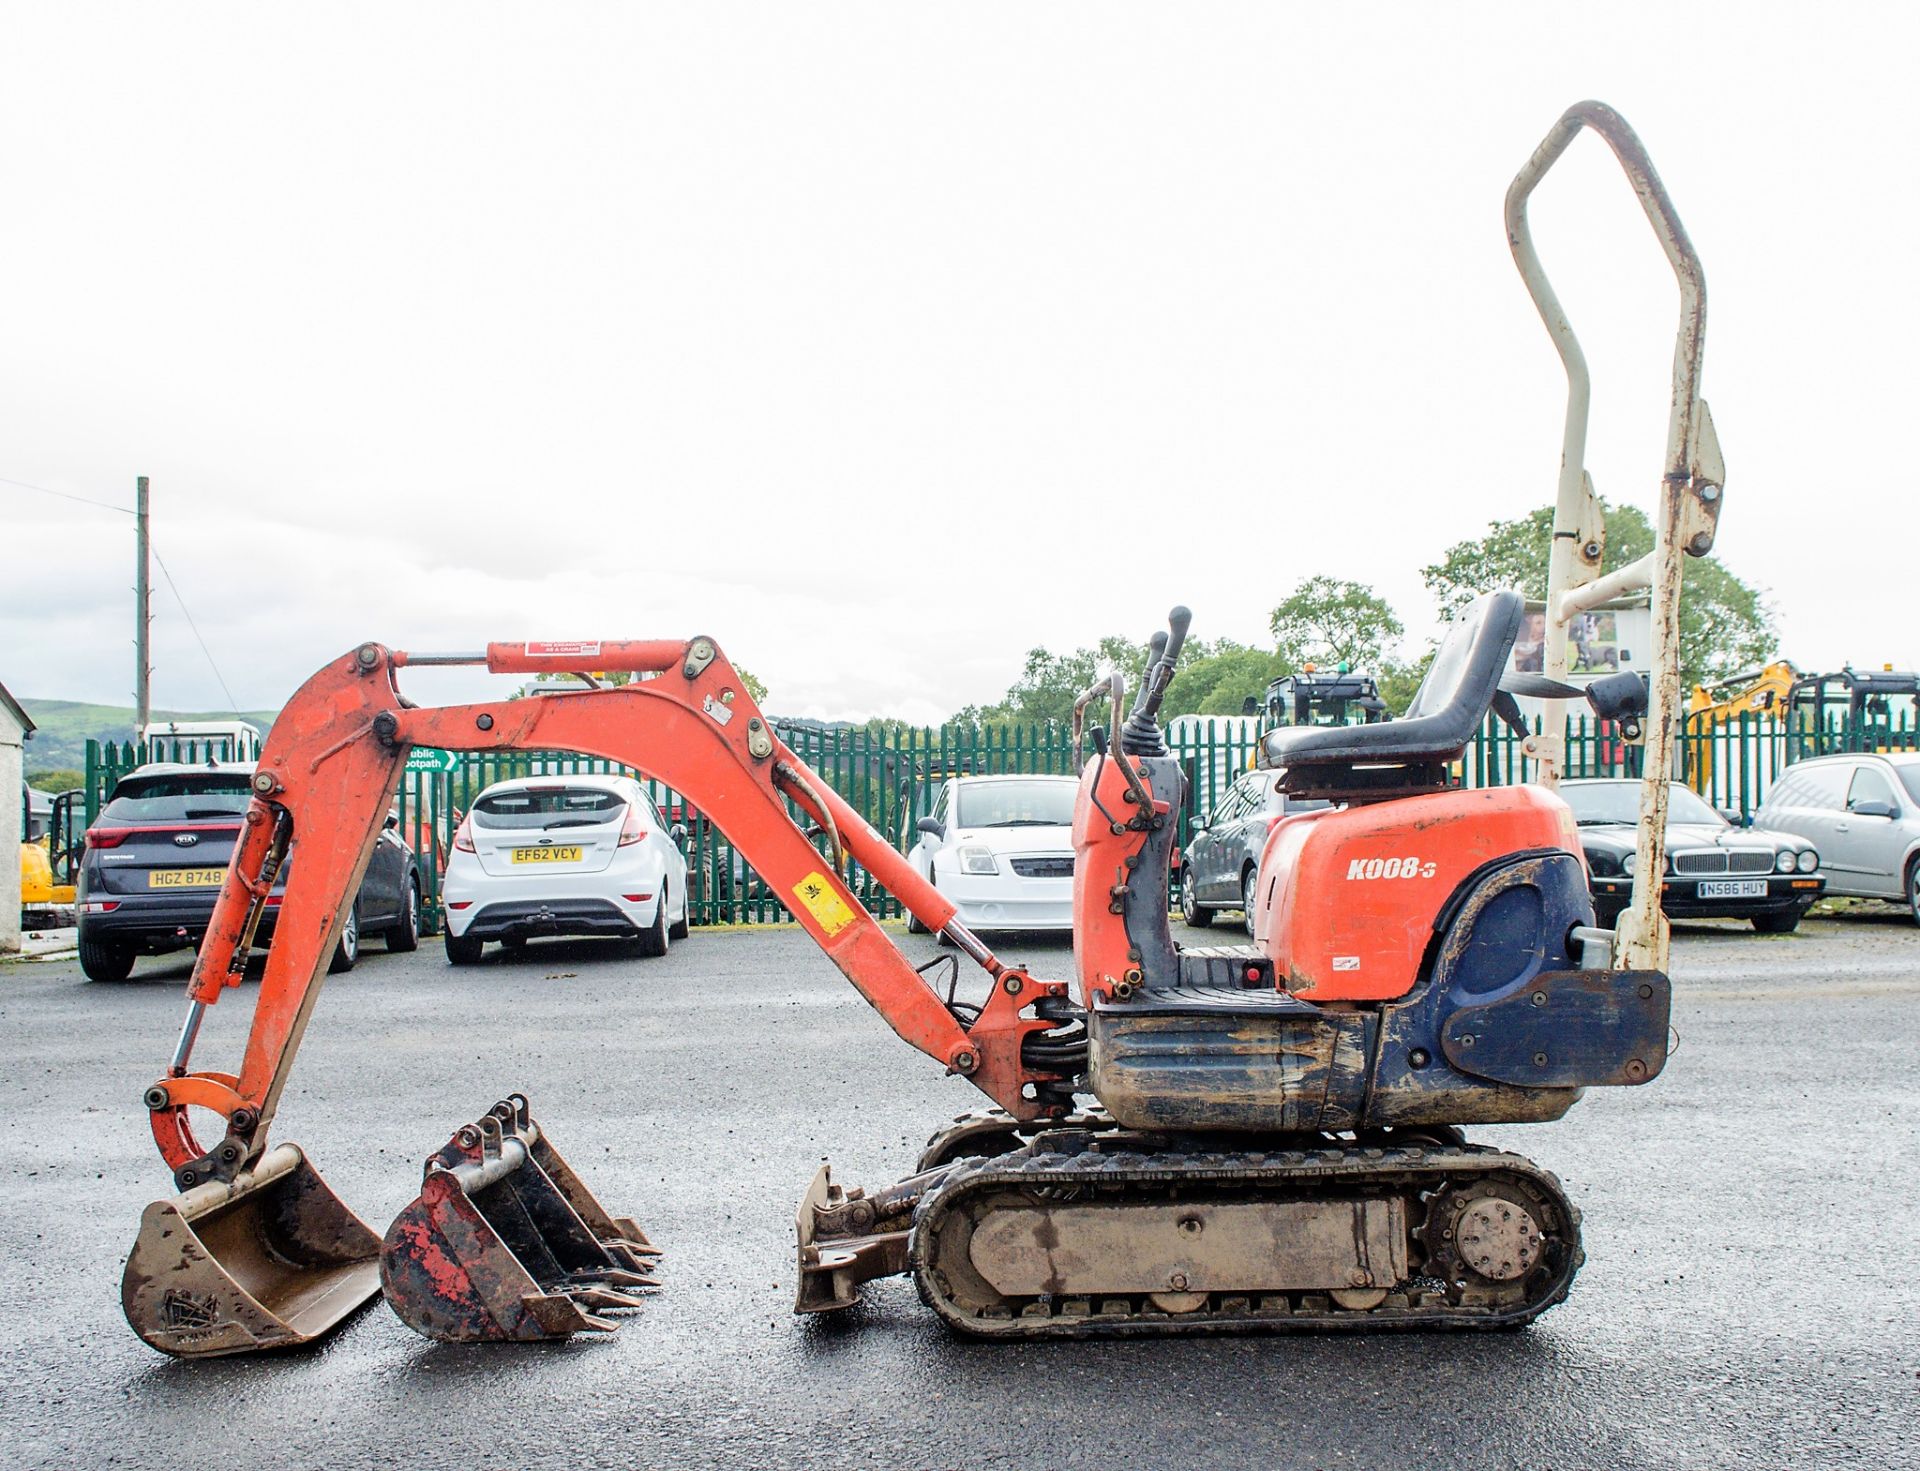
[387,879,421,952]
[1907,858,1920,927]
[1242,869,1260,939]
[327,905,360,973]
[446,930,484,966]
[1752,911,1801,935]
[635,885,670,958]
[668,882,690,941]
[1180,867,1213,929]
[78,931,135,983]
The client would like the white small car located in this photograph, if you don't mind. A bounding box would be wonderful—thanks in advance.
[442,775,689,964]
[907,775,1077,933]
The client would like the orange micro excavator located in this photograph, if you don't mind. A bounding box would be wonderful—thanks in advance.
[122,99,1720,1355]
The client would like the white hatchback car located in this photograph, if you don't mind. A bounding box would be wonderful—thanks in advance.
[442,774,690,964]
[907,775,1078,933]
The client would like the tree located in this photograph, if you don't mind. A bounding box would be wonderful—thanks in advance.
[953,645,1103,726]
[1162,641,1288,718]
[26,768,84,793]
[1421,499,1775,688]
[1268,577,1405,671]
[1374,649,1434,715]
[956,580,1411,728]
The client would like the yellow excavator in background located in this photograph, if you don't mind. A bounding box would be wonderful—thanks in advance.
[1684,662,1796,799]
[19,785,80,925]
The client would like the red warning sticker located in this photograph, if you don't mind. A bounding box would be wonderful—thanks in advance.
[524,641,603,659]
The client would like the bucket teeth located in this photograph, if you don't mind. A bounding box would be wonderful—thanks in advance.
[567,1286,649,1311]
[595,1268,661,1289]
[380,1096,658,1343]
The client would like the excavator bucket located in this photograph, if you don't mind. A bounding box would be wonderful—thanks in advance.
[122,1143,384,1358]
[380,1095,659,1342]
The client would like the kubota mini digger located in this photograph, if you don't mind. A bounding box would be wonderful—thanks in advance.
[123,100,1720,1355]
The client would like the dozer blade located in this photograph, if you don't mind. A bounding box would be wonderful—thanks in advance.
[794,1162,922,1314]
[122,1143,383,1358]
[380,1095,658,1343]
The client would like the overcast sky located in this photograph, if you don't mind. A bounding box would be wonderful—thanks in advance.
[2,5,1913,725]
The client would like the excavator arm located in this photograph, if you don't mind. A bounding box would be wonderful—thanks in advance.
[146,635,1077,1190]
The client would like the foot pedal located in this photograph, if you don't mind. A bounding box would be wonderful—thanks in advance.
[380,1094,658,1342]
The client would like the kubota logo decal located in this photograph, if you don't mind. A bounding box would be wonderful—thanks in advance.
[1346,856,1438,880]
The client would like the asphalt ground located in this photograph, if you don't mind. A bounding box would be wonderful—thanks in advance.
[2,906,1916,1470]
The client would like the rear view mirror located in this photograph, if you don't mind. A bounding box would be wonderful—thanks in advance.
[669,823,689,847]
[916,817,945,841]
[384,812,400,831]
[1849,799,1897,820]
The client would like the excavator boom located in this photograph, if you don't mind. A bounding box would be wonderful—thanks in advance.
[126,634,1077,1355]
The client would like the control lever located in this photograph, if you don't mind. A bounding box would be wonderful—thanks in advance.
[1120,606,1192,756]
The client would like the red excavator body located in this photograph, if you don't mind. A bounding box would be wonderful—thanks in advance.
[119,96,1714,1357]
[1254,786,1583,1002]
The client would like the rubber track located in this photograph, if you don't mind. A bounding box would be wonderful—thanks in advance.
[910,1141,1583,1339]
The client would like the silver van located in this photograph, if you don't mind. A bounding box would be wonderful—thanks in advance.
[1752,752,1920,924]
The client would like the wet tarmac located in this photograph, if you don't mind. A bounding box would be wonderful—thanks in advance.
[2,908,1915,1469]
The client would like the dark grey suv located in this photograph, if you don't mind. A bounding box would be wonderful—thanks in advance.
[76,763,420,982]
[1180,770,1325,934]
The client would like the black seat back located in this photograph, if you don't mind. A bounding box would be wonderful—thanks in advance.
[1264,590,1524,799]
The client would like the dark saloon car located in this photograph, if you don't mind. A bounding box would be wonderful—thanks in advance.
[1181,769,1328,935]
[1562,778,1824,933]
[76,763,420,982]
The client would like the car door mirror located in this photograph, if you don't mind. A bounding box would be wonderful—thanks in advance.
[1849,798,1897,819]
[917,817,945,841]
[669,823,689,847]
[1189,824,1207,839]
[1716,807,1744,827]
[384,812,400,831]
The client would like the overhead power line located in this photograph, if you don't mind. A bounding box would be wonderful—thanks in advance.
[4,469,242,716]
[152,543,243,717]
[0,473,135,515]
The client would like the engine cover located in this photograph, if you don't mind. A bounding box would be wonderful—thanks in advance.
[1254,785,1581,1002]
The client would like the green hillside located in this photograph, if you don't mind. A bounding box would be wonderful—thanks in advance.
[20,699,281,777]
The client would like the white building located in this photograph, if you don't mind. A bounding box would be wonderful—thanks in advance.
[1,681,34,954]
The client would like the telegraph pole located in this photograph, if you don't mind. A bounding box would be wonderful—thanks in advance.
[135,475,151,735]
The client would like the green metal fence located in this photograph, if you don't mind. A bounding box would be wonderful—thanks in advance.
[85,708,1916,932]
[83,733,262,826]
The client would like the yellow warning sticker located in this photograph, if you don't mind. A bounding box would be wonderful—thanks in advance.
[792,871,856,936]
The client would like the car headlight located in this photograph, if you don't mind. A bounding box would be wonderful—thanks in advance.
[1621,852,1636,876]
[957,846,999,875]
[1776,849,1797,873]
[1798,849,1819,873]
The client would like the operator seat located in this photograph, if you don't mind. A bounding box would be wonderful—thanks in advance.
[1265,589,1524,801]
